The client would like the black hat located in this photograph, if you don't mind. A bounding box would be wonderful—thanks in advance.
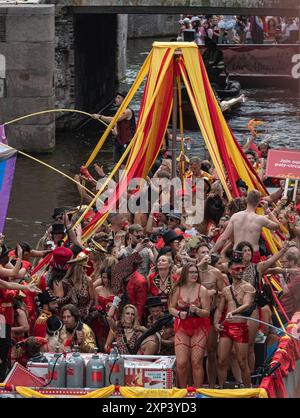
[46,316,63,335]
[146,296,164,308]
[162,230,183,246]
[158,246,172,257]
[229,250,244,265]
[0,243,10,258]
[51,224,66,235]
[38,289,57,306]
[52,207,70,220]
[166,212,181,222]
[116,90,128,99]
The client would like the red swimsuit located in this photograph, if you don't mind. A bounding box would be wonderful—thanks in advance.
[174,286,210,338]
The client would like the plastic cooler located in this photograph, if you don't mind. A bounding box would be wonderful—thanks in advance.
[123,355,176,389]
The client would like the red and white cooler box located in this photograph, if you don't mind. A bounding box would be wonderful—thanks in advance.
[27,353,176,389]
[123,355,176,389]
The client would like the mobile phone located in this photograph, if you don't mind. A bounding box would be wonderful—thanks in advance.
[142,238,150,244]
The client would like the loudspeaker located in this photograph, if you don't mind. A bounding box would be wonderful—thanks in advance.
[183,29,195,42]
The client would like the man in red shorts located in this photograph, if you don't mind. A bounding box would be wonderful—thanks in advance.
[214,251,256,388]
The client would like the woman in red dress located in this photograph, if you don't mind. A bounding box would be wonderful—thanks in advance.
[169,262,211,388]
[92,266,116,351]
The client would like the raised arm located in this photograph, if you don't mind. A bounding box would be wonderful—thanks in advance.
[260,214,280,231]
[211,218,234,253]
[258,241,291,275]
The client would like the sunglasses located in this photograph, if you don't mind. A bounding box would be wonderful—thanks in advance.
[232,266,245,272]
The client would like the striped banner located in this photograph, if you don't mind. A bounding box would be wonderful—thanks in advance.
[0,125,17,233]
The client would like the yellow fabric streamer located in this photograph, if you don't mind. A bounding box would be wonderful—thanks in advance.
[196,388,268,398]
[119,386,187,399]
[14,385,115,399]
[16,386,55,398]
[177,75,185,183]
[85,51,153,168]
[79,385,115,398]
[9,385,268,399]
[81,45,176,238]
[178,52,231,199]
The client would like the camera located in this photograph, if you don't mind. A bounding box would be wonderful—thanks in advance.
[209,253,219,266]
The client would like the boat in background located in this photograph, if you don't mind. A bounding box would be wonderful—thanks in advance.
[181,77,245,130]
[199,44,300,89]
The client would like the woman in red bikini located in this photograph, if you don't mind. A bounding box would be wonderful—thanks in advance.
[168,262,211,388]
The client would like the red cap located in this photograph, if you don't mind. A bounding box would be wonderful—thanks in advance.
[50,247,73,271]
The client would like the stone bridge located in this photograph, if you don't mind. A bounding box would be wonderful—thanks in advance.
[57,0,298,17]
[0,1,299,151]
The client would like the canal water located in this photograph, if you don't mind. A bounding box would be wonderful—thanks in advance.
[4,37,300,246]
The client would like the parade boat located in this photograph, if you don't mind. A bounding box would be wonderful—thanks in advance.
[199,43,300,89]
[0,310,299,399]
[1,41,299,399]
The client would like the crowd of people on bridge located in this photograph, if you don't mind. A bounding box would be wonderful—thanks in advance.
[1,91,300,390]
[177,14,299,45]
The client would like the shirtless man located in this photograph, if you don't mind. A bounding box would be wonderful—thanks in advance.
[214,252,256,388]
[212,189,279,262]
[196,244,224,388]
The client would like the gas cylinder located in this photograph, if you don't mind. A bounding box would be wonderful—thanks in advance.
[86,351,105,388]
[48,353,66,387]
[104,343,124,386]
[66,349,85,388]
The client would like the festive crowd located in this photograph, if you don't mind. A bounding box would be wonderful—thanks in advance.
[1,125,300,389]
[177,14,299,45]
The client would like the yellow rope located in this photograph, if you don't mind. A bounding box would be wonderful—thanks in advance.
[3,108,108,128]
[72,138,135,238]
[0,143,96,198]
